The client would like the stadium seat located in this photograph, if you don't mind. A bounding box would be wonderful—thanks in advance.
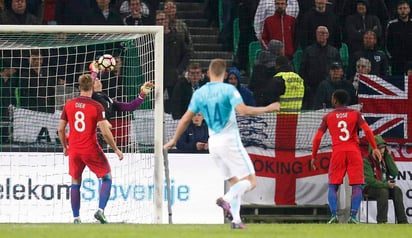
[233,17,239,56]
[248,41,262,77]
[218,0,223,31]
[340,43,349,70]
[293,47,302,72]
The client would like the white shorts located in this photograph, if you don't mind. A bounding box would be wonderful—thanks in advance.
[208,133,255,180]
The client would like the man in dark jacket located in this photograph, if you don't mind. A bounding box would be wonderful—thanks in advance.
[123,0,151,25]
[299,0,341,50]
[344,0,382,56]
[347,30,388,80]
[0,0,40,24]
[88,0,123,25]
[313,62,357,110]
[176,112,209,153]
[363,135,409,224]
[299,26,341,109]
[156,11,190,113]
[386,0,412,75]
[170,63,206,120]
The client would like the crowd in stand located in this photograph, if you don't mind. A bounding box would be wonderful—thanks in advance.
[209,0,412,110]
[1,0,412,143]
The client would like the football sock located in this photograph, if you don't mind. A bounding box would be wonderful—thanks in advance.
[350,185,362,217]
[223,180,251,202]
[99,175,112,210]
[71,184,81,217]
[230,195,242,223]
[328,184,339,216]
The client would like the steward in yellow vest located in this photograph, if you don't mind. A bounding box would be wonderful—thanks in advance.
[274,56,304,113]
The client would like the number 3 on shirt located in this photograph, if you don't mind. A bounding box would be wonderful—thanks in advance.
[74,111,86,132]
[337,120,349,141]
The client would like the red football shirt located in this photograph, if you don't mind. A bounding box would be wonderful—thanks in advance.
[318,107,367,152]
[60,96,106,153]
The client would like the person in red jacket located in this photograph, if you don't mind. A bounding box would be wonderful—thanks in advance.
[261,0,297,59]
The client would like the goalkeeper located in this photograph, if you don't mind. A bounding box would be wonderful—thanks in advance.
[89,61,154,120]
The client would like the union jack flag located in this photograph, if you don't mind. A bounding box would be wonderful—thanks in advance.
[358,74,412,142]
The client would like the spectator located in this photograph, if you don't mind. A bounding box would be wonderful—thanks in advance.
[25,0,42,17]
[235,0,259,73]
[0,0,40,24]
[88,0,122,25]
[254,0,299,50]
[405,61,412,76]
[18,49,56,113]
[142,0,159,25]
[341,0,389,38]
[203,0,218,27]
[0,60,16,143]
[0,0,4,11]
[163,0,193,56]
[224,66,256,106]
[176,112,209,153]
[352,57,371,95]
[386,0,412,20]
[171,63,205,120]
[344,0,382,56]
[313,61,357,109]
[156,10,190,113]
[363,135,409,224]
[256,39,285,69]
[41,0,57,25]
[386,0,412,75]
[249,40,286,106]
[122,0,150,25]
[273,55,304,113]
[55,0,92,25]
[117,0,152,19]
[299,0,341,50]
[347,30,389,79]
[297,0,342,21]
[261,0,297,59]
[218,0,236,51]
[299,26,341,109]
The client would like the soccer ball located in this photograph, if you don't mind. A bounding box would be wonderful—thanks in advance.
[97,54,116,71]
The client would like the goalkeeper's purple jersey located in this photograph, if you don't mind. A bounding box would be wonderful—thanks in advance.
[188,81,243,136]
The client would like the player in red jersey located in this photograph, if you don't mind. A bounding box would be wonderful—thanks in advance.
[58,74,123,224]
[311,89,381,224]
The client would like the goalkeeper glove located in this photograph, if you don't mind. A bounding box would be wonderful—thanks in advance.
[89,61,99,79]
[140,82,154,95]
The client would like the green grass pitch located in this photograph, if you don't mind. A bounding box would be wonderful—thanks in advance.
[0,223,410,238]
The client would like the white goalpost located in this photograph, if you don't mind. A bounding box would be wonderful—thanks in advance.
[0,25,165,223]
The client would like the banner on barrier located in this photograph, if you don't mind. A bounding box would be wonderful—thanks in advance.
[0,153,223,224]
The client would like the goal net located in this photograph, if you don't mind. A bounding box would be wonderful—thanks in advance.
[0,25,164,223]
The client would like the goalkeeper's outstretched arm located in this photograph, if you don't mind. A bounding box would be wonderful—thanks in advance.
[112,82,154,112]
[90,60,155,113]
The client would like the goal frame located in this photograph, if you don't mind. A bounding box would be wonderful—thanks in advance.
[0,25,164,223]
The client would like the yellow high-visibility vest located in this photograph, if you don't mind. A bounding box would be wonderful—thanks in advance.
[274,71,304,114]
